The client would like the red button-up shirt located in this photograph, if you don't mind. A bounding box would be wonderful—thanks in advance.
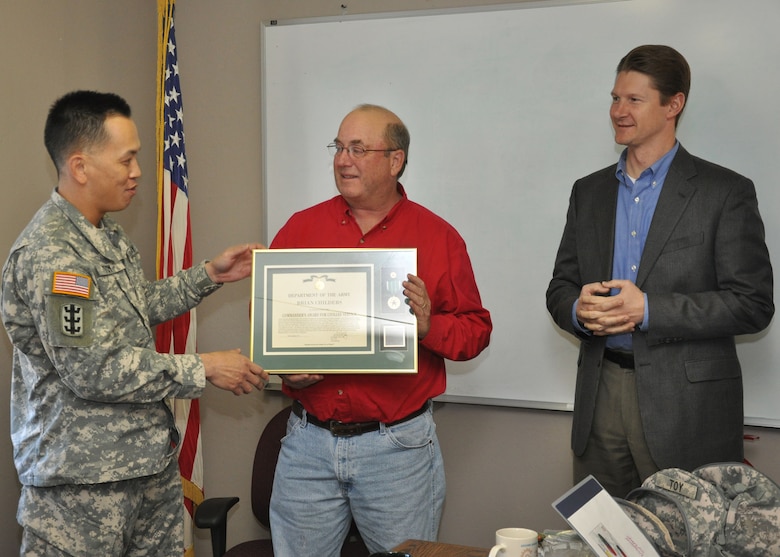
[271,185,492,423]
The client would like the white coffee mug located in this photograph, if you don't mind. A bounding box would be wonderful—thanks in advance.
[488,527,538,557]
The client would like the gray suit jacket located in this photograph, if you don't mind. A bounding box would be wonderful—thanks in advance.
[546,145,774,470]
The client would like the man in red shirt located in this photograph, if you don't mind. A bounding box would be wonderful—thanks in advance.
[269,104,492,555]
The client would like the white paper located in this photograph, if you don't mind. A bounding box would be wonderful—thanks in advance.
[552,476,660,557]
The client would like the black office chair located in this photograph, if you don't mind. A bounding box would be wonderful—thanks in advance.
[195,405,370,557]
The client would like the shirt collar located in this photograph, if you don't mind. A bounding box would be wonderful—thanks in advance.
[51,188,129,260]
[340,183,408,223]
[616,141,680,184]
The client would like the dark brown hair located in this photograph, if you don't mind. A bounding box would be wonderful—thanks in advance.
[617,45,690,125]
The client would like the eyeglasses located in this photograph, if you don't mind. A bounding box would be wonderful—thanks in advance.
[327,143,396,158]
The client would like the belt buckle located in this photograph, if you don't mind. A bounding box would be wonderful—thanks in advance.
[328,421,363,437]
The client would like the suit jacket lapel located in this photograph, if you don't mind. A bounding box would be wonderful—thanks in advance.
[636,146,697,288]
[596,176,619,279]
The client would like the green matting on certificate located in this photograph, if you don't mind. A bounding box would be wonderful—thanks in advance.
[250,248,417,373]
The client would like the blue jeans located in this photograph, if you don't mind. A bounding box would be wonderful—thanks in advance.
[270,402,445,556]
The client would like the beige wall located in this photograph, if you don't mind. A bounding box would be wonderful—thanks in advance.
[1,1,779,556]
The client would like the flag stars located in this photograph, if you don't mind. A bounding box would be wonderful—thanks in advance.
[161,21,189,193]
[168,86,181,106]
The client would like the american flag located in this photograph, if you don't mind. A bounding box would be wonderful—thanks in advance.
[156,2,202,555]
[52,271,91,298]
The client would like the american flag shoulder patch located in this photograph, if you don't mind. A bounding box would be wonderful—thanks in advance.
[52,271,92,299]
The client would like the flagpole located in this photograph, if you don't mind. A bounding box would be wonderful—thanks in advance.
[156,0,173,280]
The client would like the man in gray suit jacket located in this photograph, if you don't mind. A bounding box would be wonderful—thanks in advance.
[546,45,774,497]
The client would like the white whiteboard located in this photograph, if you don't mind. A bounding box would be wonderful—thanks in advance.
[261,0,779,426]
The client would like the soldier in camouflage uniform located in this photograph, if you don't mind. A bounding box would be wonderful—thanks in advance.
[1,90,268,556]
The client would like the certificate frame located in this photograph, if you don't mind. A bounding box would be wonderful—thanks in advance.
[250,248,417,374]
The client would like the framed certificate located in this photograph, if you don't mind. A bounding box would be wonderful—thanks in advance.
[250,248,417,374]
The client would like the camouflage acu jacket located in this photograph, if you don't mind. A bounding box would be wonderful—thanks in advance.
[1,190,221,486]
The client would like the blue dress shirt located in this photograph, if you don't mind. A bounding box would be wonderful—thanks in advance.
[574,142,680,352]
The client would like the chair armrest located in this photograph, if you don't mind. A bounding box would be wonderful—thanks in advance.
[194,497,240,557]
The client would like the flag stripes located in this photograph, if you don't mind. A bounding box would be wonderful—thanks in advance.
[156,2,203,555]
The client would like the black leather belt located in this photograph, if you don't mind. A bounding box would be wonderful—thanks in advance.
[604,349,635,369]
[292,399,429,437]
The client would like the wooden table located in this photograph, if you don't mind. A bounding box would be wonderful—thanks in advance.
[392,539,488,556]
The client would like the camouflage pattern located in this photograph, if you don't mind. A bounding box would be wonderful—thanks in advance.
[693,462,780,557]
[628,468,728,556]
[621,464,780,557]
[627,487,695,555]
[1,190,221,488]
[615,499,683,557]
[18,453,183,556]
